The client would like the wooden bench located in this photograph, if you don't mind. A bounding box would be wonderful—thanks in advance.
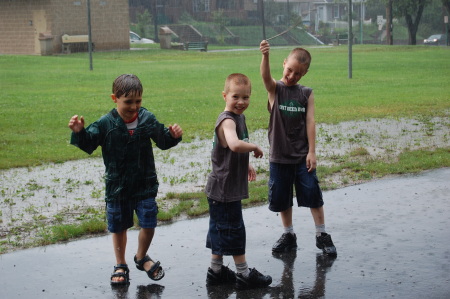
[61,34,94,54]
[334,34,348,45]
[184,41,208,52]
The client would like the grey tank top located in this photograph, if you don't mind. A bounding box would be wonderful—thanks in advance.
[268,81,313,164]
[205,111,249,202]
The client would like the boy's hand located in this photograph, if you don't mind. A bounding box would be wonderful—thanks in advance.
[306,152,317,172]
[260,40,270,55]
[68,115,85,133]
[253,145,263,159]
[248,164,256,182]
[169,124,183,139]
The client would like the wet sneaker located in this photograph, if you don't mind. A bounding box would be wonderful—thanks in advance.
[236,268,272,290]
[316,233,337,256]
[272,233,297,252]
[206,265,236,285]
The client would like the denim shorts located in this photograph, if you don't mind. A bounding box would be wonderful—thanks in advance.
[206,199,246,256]
[106,197,158,233]
[268,160,324,212]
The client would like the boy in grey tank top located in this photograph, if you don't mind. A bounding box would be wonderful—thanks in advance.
[260,40,337,256]
[205,73,272,290]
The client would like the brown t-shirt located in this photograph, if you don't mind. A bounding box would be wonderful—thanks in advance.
[205,111,250,202]
[268,81,313,164]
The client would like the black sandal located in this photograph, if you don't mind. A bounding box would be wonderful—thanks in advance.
[110,264,130,286]
[134,254,165,281]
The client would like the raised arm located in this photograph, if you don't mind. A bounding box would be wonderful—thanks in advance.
[260,40,277,109]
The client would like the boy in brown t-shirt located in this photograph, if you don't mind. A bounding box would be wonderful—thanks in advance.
[205,73,272,290]
[260,41,337,256]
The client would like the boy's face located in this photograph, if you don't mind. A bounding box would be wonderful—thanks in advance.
[222,83,251,115]
[111,92,142,122]
[282,57,309,86]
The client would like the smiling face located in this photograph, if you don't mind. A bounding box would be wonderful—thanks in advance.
[223,81,251,115]
[281,56,309,87]
[111,74,143,122]
[111,92,142,122]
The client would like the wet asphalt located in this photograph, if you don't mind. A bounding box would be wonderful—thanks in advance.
[0,168,449,299]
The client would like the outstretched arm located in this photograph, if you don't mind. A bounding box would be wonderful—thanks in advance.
[220,119,263,157]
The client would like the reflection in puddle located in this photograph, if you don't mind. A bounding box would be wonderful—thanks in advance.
[298,254,337,298]
[111,283,165,299]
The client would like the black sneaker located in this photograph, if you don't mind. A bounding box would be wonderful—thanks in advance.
[272,233,297,252]
[316,233,337,256]
[236,268,272,290]
[206,265,236,285]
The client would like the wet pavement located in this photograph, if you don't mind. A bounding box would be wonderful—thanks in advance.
[1,168,449,299]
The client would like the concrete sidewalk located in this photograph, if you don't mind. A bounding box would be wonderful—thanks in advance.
[1,168,449,299]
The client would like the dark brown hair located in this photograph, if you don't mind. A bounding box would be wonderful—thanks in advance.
[287,48,312,69]
[112,74,143,98]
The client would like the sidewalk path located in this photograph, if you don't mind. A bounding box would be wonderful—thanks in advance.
[1,168,449,299]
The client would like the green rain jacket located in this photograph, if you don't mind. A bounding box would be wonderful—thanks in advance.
[70,107,181,202]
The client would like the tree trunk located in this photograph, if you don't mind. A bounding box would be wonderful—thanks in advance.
[404,1,426,45]
[386,0,393,45]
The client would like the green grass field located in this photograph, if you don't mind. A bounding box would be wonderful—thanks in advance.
[0,45,449,169]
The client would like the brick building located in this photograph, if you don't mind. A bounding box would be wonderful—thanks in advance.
[0,0,129,55]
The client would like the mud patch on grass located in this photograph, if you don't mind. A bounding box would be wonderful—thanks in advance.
[0,116,448,253]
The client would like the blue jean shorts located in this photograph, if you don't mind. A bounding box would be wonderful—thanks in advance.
[206,199,246,256]
[106,197,158,233]
[268,161,324,212]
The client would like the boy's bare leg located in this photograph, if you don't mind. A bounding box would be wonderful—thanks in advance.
[280,207,293,228]
[232,254,246,265]
[135,227,161,277]
[112,230,128,282]
[310,206,324,226]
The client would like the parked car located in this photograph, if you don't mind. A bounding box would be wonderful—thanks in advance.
[130,31,154,44]
[423,34,446,46]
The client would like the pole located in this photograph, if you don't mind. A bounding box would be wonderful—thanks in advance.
[360,1,363,44]
[445,16,449,46]
[260,0,266,40]
[348,0,352,79]
[153,0,159,43]
[87,0,93,71]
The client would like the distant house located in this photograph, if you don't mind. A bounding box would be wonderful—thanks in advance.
[0,0,129,55]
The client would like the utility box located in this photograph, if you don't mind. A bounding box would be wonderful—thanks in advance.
[159,26,173,49]
[39,33,54,55]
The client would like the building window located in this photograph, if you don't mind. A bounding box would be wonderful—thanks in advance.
[217,0,237,10]
[334,5,339,19]
[193,0,210,12]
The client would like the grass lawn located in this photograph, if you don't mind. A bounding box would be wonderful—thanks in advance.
[0,44,449,252]
[0,45,449,169]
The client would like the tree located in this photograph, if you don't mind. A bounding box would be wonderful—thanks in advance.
[394,0,431,45]
[386,0,393,45]
[443,0,450,14]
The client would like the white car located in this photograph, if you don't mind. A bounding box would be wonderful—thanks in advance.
[130,31,154,44]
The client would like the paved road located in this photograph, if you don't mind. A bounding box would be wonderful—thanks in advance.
[1,168,449,299]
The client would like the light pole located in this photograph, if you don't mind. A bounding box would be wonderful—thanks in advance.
[87,0,93,71]
[445,16,449,46]
[348,0,352,79]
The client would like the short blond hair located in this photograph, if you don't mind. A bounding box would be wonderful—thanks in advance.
[224,73,251,94]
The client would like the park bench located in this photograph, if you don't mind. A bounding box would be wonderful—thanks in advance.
[184,41,208,52]
[61,34,94,54]
[334,34,348,45]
